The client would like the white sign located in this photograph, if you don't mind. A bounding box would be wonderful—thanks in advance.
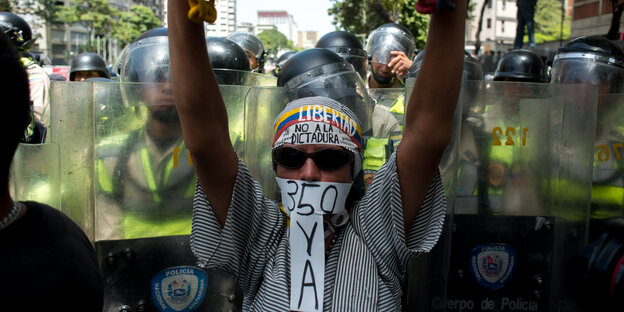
[276,178,352,312]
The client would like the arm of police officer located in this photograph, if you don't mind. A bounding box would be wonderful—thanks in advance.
[387,51,412,81]
[168,0,237,228]
[398,0,466,233]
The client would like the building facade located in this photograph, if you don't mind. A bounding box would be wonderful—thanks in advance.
[571,0,624,38]
[25,0,166,65]
[257,11,298,43]
[204,0,236,37]
[297,31,319,49]
[466,0,520,55]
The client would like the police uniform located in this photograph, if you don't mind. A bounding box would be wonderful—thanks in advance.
[22,55,50,125]
[96,129,195,240]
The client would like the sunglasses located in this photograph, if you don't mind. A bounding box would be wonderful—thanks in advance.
[272,147,354,171]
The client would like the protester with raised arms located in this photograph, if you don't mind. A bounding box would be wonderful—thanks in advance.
[168,0,466,310]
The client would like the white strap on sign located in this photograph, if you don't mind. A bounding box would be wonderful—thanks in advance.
[276,178,352,312]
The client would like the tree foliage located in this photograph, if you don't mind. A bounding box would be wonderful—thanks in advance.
[57,0,119,45]
[533,0,570,43]
[258,29,293,59]
[328,0,429,50]
[0,0,11,11]
[11,0,61,26]
[112,5,161,47]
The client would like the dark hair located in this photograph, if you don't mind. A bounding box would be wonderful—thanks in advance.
[0,32,30,188]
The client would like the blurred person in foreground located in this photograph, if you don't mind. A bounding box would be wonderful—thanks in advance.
[168,0,465,310]
[0,31,103,311]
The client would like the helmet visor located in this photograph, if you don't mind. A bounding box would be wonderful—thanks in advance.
[229,32,265,58]
[120,37,170,84]
[283,64,373,134]
[551,57,624,93]
[366,29,415,65]
[213,69,277,86]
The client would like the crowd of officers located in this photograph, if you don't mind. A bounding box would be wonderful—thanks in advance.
[2,8,624,311]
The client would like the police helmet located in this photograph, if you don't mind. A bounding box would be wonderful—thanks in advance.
[365,23,415,66]
[205,36,250,85]
[70,52,110,80]
[493,49,548,82]
[407,50,425,78]
[0,12,34,51]
[136,27,168,41]
[118,27,172,112]
[49,73,67,81]
[120,28,170,84]
[273,50,296,77]
[316,31,368,81]
[551,36,624,94]
[463,52,485,81]
[277,48,373,134]
[228,31,266,72]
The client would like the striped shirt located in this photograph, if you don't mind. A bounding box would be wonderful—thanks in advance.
[191,151,446,311]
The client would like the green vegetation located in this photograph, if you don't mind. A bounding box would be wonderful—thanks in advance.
[533,0,571,44]
[328,0,429,50]
[258,29,294,59]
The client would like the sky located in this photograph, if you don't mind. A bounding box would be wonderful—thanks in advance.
[236,0,336,36]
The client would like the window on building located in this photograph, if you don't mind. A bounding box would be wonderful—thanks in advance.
[70,32,88,46]
[503,0,506,9]
[487,18,491,29]
[51,29,65,41]
[488,0,492,8]
[501,20,505,33]
[52,44,65,55]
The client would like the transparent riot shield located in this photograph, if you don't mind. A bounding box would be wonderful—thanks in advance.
[10,143,61,209]
[589,93,624,235]
[93,81,243,312]
[405,81,596,312]
[404,77,463,311]
[244,86,288,200]
[49,80,97,239]
[570,92,624,311]
[214,69,277,87]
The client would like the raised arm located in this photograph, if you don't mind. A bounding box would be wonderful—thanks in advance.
[398,0,466,232]
[168,0,238,227]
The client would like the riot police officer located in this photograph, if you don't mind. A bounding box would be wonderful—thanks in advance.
[69,52,110,81]
[228,31,266,73]
[365,23,415,88]
[95,27,243,312]
[316,30,368,81]
[551,36,624,237]
[477,49,549,215]
[0,12,50,126]
[206,36,251,85]
[271,50,295,77]
[493,49,548,83]
[96,27,196,240]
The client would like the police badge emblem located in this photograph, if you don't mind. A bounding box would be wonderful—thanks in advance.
[469,243,517,290]
[151,266,207,312]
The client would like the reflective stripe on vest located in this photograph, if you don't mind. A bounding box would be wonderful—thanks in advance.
[363,137,388,171]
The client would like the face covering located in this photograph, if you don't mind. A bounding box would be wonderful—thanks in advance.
[276,178,351,311]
